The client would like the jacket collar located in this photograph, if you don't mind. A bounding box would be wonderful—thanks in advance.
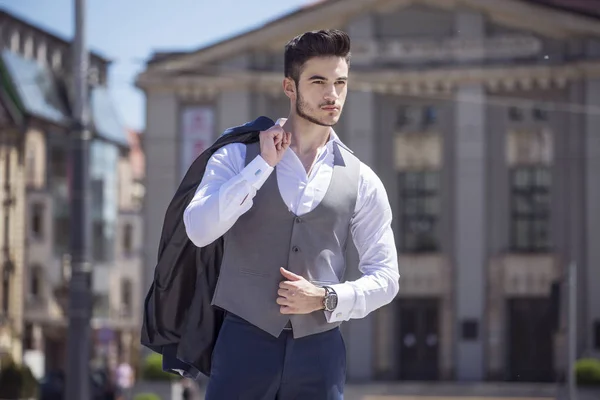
[219,116,275,137]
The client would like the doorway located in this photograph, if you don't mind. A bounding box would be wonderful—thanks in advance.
[507,298,554,382]
[397,298,439,380]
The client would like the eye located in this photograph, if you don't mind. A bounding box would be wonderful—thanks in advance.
[336,81,346,85]
[313,80,324,84]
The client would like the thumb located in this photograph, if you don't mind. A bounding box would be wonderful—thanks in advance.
[280,267,302,281]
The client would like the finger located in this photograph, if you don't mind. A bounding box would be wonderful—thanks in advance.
[280,306,295,314]
[277,288,289,297]
[276,297,291,306]
[280,267,303,281]
[279,281,294,290]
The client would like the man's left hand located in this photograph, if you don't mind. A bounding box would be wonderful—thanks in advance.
[277,267,326,314]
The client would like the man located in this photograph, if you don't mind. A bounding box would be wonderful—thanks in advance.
[183,29,399,400]
[114,359,133,400]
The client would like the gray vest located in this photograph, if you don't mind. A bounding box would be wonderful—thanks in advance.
[211,141,360,338]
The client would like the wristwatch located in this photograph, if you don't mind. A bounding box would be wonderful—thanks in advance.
[322,286,338,311]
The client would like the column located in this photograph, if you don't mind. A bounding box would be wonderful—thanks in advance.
[342,14,377,381]
[454,83,486,381]
[343,89,376,382]
[142,91,178,329]
[486,104,509,379]
[584,40,600,356]
[585,41,600,355]
[567,82,587,353]
[454,10,487,381]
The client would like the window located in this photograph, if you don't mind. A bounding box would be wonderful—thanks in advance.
[123,223,133,254]
[2,264,10,315]
[93,221,106,262]
[26,146,36,186]
[461,319,479,340]
[93,293,109,318]
[30,265,42,298]
[121,278,132,317]
[396,105,438,130]
[50,147,68,179]
[90,140,118,263]
[10,31,20,52]
[510,166,551,252]
[37,42,47,64]
[31,202,44,239]
[396,106,409,128]
[24,36,33,59]
[51,50,62,69]
[423,105,437,126]
[23,323,34,350]
[532,106,548,121]
[53,216,70,256]
[398,171,440,253]
[508,106,523,121]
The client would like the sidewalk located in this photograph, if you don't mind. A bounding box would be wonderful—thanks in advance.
[190,382,600,400]
[342,382,599,400]
[344,382,557,398]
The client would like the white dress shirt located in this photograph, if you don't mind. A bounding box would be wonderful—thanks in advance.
[183,120,400,323]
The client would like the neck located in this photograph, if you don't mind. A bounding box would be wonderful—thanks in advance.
[282,114,331,155]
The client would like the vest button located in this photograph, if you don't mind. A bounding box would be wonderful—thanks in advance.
[295,217,302,223]
[292,246,300,253]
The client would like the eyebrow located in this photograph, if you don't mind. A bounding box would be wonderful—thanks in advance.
[308,75,348,81]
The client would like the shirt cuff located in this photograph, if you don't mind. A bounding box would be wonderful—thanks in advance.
[240,155,274,190]
[324,283,355,323]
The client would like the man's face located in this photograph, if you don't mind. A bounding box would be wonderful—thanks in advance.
[286,56,349,127]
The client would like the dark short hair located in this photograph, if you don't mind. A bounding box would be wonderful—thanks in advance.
[284,29,351,83]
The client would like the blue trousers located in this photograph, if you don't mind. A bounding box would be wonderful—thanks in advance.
[204,313,346,400]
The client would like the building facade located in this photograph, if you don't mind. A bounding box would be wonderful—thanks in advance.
[137,0,600,382]
[0,9,145,376]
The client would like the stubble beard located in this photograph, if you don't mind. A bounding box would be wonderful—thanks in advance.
[295,85,339,128]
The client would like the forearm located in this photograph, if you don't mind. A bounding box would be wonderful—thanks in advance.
[183,150,273,247]
[326,267,399,322]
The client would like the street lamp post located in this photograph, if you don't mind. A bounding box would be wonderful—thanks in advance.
[65,0,93,399]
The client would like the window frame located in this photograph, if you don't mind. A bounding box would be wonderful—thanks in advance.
[398,170,441,253]
[509,166,552,253]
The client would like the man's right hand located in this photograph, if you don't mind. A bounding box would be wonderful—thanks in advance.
[259,122,291,167]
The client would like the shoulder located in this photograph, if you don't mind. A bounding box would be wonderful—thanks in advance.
[358,162,387,195]
[354,160,391,215]
[334,142,387,198]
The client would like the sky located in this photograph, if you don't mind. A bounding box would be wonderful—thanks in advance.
[0,0,312,131]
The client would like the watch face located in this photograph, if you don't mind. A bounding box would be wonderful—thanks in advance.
[326,294,337,311]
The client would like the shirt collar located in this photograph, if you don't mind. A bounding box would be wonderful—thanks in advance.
[275,118,353,154]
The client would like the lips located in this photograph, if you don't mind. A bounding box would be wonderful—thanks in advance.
[321,106,338,111]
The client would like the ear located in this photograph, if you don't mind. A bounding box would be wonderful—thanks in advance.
[283,78,296,100]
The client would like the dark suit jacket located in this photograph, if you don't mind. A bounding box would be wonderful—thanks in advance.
[140,116,276,379]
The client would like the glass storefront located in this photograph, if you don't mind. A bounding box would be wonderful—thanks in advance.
[90,139,118,262]
[50,138,119,263]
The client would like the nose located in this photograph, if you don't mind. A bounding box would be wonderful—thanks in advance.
[323,84,339,101]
